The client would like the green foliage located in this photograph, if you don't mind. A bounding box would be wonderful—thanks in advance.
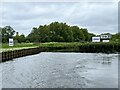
[1,22,120,44]
[14,34,26,43]
[27,22,92,42]
[2,43,38,48]
[1,26,27,43]
[38,42,120,53]
[1,26,15,43]
[78,42,120,53]
[71,26,84,42]
[110,33,120,42]
[2,42,119,53]
[26,40,30,43]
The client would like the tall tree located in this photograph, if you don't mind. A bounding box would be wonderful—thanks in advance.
[81,28,89,41]
[71,26,84,42]
[2,26,15,43]
[27,22,93,42]
[110,33,120,42]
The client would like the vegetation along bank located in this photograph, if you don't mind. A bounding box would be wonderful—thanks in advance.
[0,22,120,62]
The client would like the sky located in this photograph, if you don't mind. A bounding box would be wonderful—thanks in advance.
[0,0,118,36]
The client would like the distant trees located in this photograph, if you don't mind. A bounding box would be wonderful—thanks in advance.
[14,33,26,43]
[110,33,120,42]
[1,26,15,43]
[71,26,84,42]
[88,33,96,41]
[1,22,119,44]
[0,26,26,43]
[27,22,94,42]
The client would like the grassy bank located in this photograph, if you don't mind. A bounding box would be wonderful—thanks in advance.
[1,42,120,53]
[38,42,120,53]
[2,43,38,48]
[1,43,39,52]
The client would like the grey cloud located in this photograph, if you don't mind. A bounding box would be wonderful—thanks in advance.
[2,2,78,20]
[63,3,118,34]
[1,2,118,35]
[1,0,118,3]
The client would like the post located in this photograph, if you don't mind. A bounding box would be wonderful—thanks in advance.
[9,38,14,59]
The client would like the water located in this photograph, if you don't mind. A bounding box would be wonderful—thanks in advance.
[0,52,118,88]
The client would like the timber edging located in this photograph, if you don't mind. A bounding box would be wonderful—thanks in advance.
[1,47,45,62]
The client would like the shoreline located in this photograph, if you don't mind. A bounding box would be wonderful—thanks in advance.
[1,42,120,62]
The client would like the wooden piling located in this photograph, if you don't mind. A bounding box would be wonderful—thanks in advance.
[1,47,44,62]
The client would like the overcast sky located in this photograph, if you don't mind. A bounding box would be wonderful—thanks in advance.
[0,1,118,36]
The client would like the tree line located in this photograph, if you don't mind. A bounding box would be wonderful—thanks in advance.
[0,22,119,43]
[0,26,26,43]
[27,22,95,42]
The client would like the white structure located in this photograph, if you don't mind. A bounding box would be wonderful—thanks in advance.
[100,35,111,39]
[100,34,111,42]
[9,38,14,46]
[102,40,109,42]
[92,37,100,42]
[92,34,111,42]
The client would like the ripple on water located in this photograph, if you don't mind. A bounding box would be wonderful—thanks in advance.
[1,52,118,88]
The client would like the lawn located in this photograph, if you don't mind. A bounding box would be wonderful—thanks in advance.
[1,42,119,53]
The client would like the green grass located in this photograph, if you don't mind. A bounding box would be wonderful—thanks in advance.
[39,42,82,47]
[38,42,120,53]
[1,42,120,53]
[2,43,38,48]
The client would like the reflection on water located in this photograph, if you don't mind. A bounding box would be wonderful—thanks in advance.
[0,52,118,88]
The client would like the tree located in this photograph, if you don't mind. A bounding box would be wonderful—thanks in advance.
[27,22,93,42]
[26,27,38,42]
[14,32,26,43]
[71,26,84,42]
[110,33,120,42]
[2,26,15,43]
[49,22,73,42]
[0,27,2,43]
[87,33,96,41]
[81,28,89,41]
[38,25,50,42]
[19,34,26,43]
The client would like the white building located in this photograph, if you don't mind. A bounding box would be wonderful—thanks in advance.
[100,34,111,42]
[100,35,111,39]
[92,37,100,42]
[92,34,111,42]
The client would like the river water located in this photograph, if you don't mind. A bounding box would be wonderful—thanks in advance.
[0,52,118,88]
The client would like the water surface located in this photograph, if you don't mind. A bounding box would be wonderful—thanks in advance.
[1,52,118,88]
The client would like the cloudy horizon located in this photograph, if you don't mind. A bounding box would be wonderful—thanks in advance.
[1,2,118,36]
